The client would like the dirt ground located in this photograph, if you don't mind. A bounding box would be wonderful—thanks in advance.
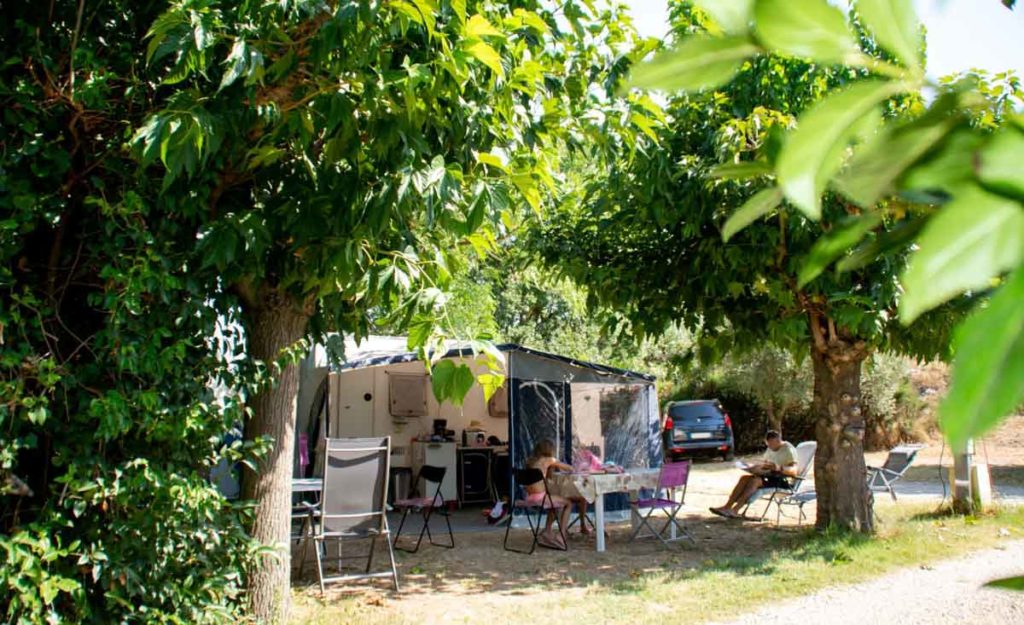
[292,413,1024,623]
[292,509,810,624]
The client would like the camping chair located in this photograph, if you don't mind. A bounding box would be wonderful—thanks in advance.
[502,467,568,554]
[392,465,455,553]
[629,459,694,547]
[312,437,399,593]
[741,441,817,524]
[291,501,317,576]
[867,444,925,502]
[566,505,596,535]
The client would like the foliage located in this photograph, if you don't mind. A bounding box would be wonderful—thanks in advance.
[3,0,658,621]
[629,0,1024,450]
[0,2,266,623]
[534,2,956,366]
[716,347,813,431]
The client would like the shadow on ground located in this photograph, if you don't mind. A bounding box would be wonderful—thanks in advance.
[291,508,866,601]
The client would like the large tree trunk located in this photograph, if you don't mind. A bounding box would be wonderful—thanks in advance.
[811,331,873,532]
[240,286,311,625]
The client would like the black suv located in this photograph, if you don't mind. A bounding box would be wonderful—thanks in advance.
[663,399,734,461]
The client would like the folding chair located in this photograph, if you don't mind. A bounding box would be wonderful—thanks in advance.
[566,505,596,534]
[291,501,317,576]
[313,437,399,593]
[629,459,694,546]
[867,444,925,502]
[772,486,817,526]
[393,465,454,553]
[741,441,817,524]
[502,467,568,554]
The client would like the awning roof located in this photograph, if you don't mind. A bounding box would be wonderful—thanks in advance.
[334,335,654,382]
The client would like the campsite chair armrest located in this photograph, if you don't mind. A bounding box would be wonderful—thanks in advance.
[867,467,901,479]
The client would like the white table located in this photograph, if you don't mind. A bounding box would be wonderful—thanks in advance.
[548,468,661,552]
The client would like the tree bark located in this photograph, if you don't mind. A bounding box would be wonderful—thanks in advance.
[766,397,781,435]
[240,286,311,625]
[811,339,873,532]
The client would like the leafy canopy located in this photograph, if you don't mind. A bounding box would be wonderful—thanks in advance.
[627,0,1024,447]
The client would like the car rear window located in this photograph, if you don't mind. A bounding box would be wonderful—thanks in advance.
[668,403,723,422]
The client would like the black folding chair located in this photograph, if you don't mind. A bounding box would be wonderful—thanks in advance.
[868,445,925,502]
[393,465,455,553]
[312,437,399,593]
[502,467,568,554]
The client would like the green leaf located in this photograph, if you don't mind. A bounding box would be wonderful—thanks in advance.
[753,0,859,63]
[451,0,466,23]
[477,372,505,402]
[985,575,1024,591]
[900,185,1024,323]
[411,0,440,36]
[694,0,754,34]
[407,317,433,350]
[721,187,782,242]
[511,173,541,214]
[939,268,1024,449]
[777,80,902,218]
[835,114,957,208]
[902,130,983,195]
[219,40,248,90]
[709,160,772,180]
[430,360,475,406]
[798,213,882,287]
[836,216,926,273]
[465,41,504,77]
[475,151,507,172]
[627,36,760,93]
[977,127,1024,201]
[465,14,504,39]
[857,0,922,70]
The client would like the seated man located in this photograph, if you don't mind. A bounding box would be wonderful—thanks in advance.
[710,430,797,519]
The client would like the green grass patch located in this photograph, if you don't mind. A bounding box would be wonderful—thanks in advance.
[291,504,1024,625]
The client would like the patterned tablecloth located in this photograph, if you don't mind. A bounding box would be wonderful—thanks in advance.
[547,468,661,503]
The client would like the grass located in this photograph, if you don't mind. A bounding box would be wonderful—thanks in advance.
[291,504,1024,625]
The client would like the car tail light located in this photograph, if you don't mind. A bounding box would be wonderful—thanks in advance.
[664,416,673,431]
[723,413,732,430]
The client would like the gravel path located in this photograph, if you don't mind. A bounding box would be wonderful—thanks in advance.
[706,540,1024,625]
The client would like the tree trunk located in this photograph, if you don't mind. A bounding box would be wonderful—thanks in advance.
[240,286,311,625]
[766,397,781,434]
[811,340,873,532]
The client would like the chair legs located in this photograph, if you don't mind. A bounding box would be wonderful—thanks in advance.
[503,507,567,554]
[394,505,455,553]
[630,506,693,547]
[567,506,595,534]
[313,530,400,594]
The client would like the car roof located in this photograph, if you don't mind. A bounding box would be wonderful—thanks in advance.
[667,399,719,406]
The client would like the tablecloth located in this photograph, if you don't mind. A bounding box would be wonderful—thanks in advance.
[547,468,661,503]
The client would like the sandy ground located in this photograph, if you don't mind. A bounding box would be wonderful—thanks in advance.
[292,414,1024,622]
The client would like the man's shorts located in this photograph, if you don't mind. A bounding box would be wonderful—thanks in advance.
[760,473,792,489]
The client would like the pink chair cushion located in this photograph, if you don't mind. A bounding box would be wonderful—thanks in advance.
[515,492,568,509]
[632,497,679,509]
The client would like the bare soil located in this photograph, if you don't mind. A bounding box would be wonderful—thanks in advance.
[292,412,1024,624]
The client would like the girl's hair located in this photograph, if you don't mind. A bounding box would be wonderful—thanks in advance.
[528,439,556,464]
